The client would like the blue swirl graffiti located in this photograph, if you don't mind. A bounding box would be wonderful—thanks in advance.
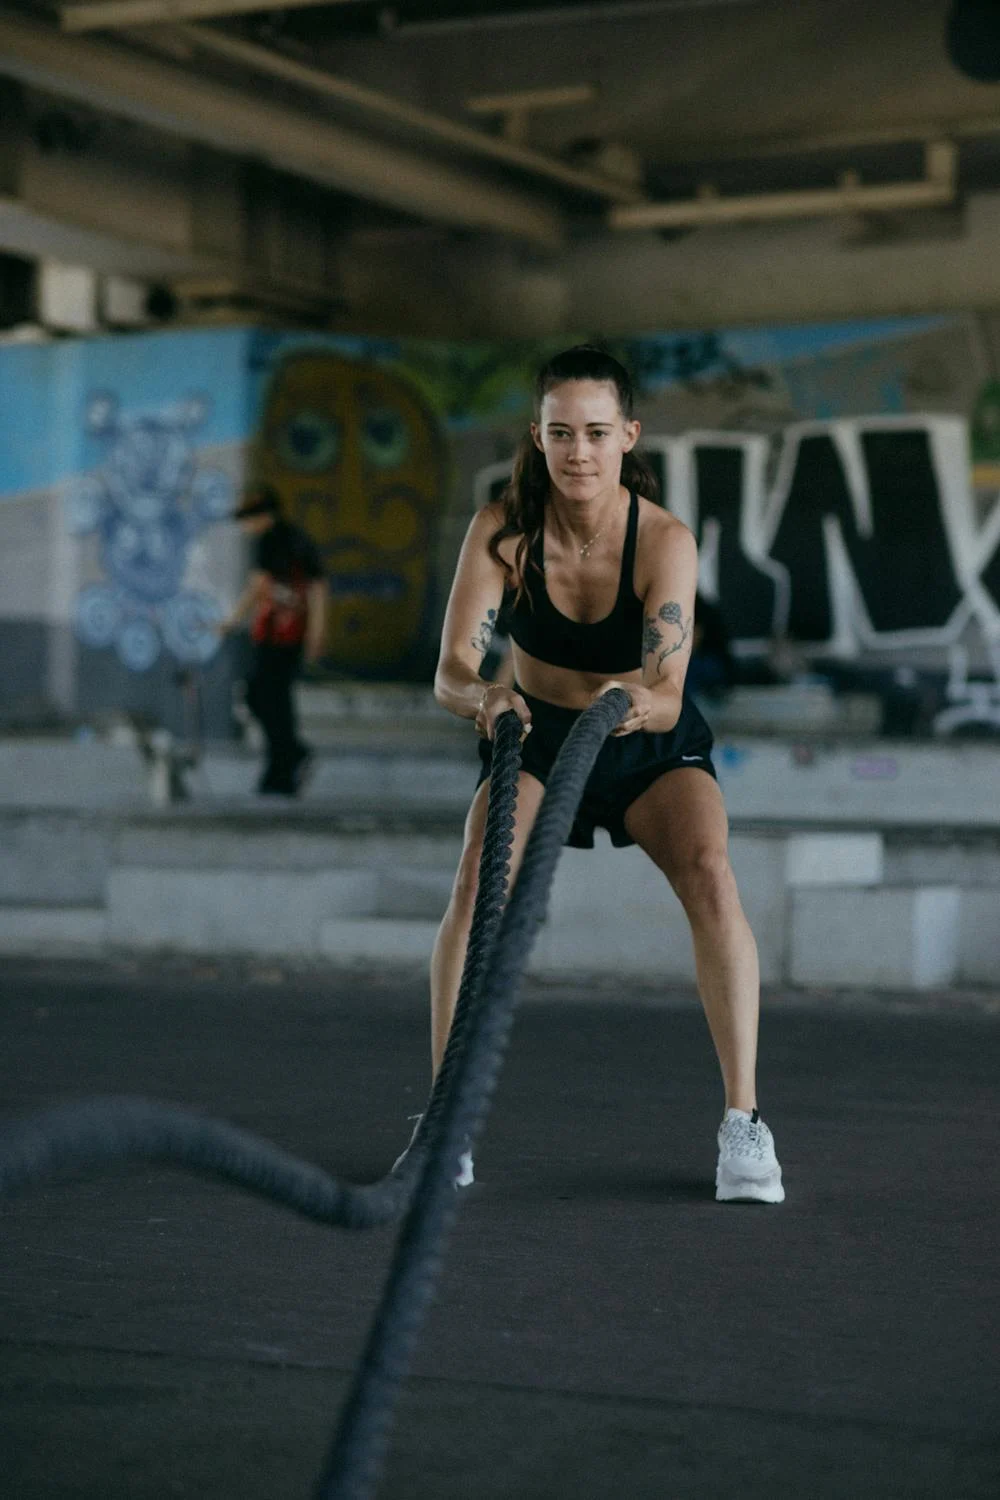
[68,394,231,670]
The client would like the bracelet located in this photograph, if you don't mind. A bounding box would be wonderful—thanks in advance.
[477,681,505,716]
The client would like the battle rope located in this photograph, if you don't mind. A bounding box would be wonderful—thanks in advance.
[0,689,630,1500]
[317,687,629,1500]
[0,713,523,1231]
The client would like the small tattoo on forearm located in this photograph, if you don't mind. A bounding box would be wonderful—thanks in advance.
[471,608,497,657]
[644,601,692,674]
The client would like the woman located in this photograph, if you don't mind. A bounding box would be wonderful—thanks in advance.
[431,347,783,1204]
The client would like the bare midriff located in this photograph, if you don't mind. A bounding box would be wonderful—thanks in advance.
[511,646,642,709]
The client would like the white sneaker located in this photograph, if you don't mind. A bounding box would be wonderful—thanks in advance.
[392,1113,474,1188]
[716,1108,784,1203]
[454,1148,475,1187]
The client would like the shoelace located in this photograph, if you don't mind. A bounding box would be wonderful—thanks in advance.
[723,1115,768,1159]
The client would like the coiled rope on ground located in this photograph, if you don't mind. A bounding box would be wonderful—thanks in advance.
[0,689,630,1500]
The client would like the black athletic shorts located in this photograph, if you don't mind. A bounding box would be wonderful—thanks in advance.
[476,686,716,849]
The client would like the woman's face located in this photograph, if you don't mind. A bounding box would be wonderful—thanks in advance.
[531,379,640,504]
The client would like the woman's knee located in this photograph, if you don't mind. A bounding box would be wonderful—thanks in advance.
[671,846,739,922]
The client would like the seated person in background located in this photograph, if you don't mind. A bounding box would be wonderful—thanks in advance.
[686,592,736,701]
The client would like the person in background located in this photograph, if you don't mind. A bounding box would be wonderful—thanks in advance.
[686,592,736,702]
[220,483,327,796]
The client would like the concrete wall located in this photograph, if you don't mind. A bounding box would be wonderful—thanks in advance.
[0,802,995,991]
[4,725,997,828]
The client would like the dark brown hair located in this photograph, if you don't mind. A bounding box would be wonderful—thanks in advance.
[487,346,659,604]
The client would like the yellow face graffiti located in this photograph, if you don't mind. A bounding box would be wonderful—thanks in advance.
[254,350,448,676]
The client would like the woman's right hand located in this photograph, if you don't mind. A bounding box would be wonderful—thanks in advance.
[475,683,532,741]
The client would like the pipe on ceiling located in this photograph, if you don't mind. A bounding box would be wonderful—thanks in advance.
[0,12,565,251]
[164,23,642,204]
[61,0,352,27]
[611,143,957,231]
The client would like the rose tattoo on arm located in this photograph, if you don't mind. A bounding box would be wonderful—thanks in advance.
[643,600,692,674]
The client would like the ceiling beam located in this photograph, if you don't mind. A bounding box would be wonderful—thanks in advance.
[654,116,1000,165]
[383,0,760,38]
[611,142,957,231]
[0,13,565,251]
[60,0,758,33]
[61,0,356,32]
[0,192,212,279]
[167,25,642,203]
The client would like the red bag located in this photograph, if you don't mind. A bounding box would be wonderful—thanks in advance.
[251,570,309,647]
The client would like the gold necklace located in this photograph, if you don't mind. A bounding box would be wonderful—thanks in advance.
[578,518,610,559]
[578,522,611,558]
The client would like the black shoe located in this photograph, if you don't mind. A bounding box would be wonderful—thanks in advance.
[291,746,315,794]
[257,771,296,797]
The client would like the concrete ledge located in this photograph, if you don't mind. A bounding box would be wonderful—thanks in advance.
[790,886,960,989]
[0,743,148,809]
[108,868,379,954]
[115,825,465,872]
[0,905,107,952]
[0,815,114,904]
[958,890,1000,984]
[717,738,1000,828]
[535,844,694,980]
[0,792,994,989]
[377,868,454,920]
[529,835,785,983]
[785,833,883,887]
[2,732,999,832]
[320,917,438,965]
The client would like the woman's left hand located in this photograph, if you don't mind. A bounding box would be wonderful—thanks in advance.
[593,680,653,736]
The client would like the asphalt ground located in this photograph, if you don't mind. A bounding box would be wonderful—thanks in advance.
[1,957,998,1500]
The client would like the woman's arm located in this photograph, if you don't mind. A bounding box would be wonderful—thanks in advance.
[434,508,532,737]
[637,516,698,731]
[596,512,698,735]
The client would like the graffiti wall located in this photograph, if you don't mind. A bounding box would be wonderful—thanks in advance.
[69,392,232,671]
[2,313,1000,730]
[624,319,1000,669]
[464,318,1000,680]
[247,337,449,678]
[0,328,249,730]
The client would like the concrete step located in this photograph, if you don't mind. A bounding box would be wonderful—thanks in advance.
[0,800,996,987]
[296,682,441,722]
[320,917,439,966]
[0,742,149,809]
[0,905,107,953]
[295,683,469,754]
[106,868,381,954]
[195,751,476,809]
[790,886,961,990]
[707,683,882,736]
[4,731,1000,831]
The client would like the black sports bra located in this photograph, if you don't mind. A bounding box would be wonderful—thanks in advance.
[504,491,643,673]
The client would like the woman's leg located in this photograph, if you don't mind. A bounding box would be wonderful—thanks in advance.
[623,769,759,1112]
[430,770,547,1077]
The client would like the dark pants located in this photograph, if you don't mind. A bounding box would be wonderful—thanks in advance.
[245,643,306,793]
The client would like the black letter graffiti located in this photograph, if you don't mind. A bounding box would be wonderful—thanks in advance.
[769,427,965,643]
[691,443,783,642]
